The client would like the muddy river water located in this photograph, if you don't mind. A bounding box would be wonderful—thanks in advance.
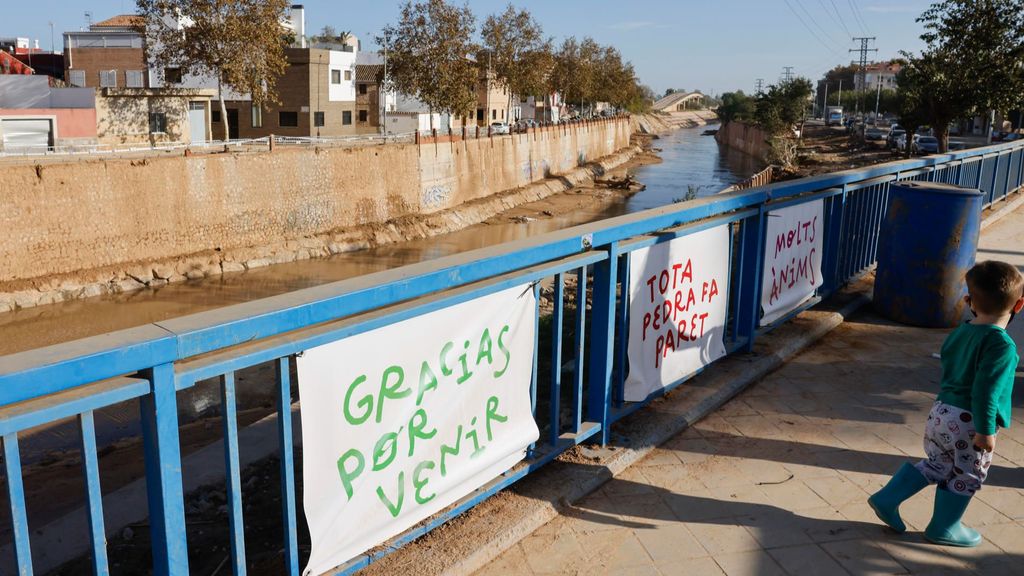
[0,124,761,356]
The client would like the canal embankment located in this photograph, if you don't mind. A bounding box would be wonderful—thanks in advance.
[714,120,774,162]
[0,118,631,312]
[631,110,718,135]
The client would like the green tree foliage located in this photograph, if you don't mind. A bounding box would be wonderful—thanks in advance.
[310,25,351,45]
[379,0,479,129]
[716,91,756,124]
[815,64,857,109]
[481,4,553,120]
[548,36,646,113]
[898,0,1024,151]
[137,0,291,140]
[754,78,813,134]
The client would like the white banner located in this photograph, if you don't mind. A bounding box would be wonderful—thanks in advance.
[296,285,540,575]
[625,225,731,402]
[760,200,824,326]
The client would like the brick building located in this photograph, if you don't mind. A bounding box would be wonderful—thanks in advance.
[63,15,147,89]
[355,64,385,134]
[211,45,360,139]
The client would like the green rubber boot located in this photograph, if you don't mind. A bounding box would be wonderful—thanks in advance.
[867,462,929,533]
[924,487,982,547]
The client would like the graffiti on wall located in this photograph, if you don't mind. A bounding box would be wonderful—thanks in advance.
[421,184,452,209]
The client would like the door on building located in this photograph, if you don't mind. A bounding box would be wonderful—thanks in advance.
[0,118,53,151]
[227,108,239,140]
[188,101,207,144]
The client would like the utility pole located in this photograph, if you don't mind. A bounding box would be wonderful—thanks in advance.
[874,76,882,119]
[850,36,878,116]
[755,78,765,95]
[781,67,794,83]
[822,82,829,118]
[837,79,843,107]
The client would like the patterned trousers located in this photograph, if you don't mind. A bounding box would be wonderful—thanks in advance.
[914,401,994,496]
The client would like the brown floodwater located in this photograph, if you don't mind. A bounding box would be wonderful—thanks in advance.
[0,124,760,356]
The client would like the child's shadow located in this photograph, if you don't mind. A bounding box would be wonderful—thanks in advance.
[563,479,1017,572]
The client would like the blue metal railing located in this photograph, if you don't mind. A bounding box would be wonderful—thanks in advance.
[1,139,1023,576]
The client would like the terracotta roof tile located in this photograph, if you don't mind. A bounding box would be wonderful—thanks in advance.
[355,64,384,84]
[92,15,145,29]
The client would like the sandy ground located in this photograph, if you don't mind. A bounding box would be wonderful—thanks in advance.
[777,123,898,181]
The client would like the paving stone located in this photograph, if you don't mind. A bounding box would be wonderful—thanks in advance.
[820,539,908,575]
[657,556,725,575]
[873,539,974,575]
[687,522,763,555]
[759,479,829,511]
[976,521,1024,554]
[634,522,708,565]
[768,543,849,576]
[711,550,786,576]
[474,544,534,576]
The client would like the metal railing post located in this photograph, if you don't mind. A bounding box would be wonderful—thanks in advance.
[736,207,766,352]
[140,363,189,576]
[1017,147,1024,191]
[821,184,848,294]
[587,243,619,445]
[989,154,1001,204]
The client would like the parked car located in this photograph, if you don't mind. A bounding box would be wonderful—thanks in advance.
[887,129,906,149]
[513,119,537,133]
[948,141,968,151]
[895,133,908,151]
[490,122,510,135]
[913,135,940,155]
[864,127,886,147]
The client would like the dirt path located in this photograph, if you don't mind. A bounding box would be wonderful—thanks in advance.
[780,123,899,180]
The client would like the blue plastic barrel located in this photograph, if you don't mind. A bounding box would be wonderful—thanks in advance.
[874,181,983,328]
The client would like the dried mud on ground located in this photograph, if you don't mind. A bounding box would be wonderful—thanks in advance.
[779,123,902,181]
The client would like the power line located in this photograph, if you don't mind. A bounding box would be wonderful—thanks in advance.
[793,0,841,50]
[822,0,854,37]
[782,0,840,53]
[846,0,871,35]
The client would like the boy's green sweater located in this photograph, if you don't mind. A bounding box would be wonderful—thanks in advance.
[938,322,1019,436]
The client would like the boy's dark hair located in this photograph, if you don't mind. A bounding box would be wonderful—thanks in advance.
[966,260,1024,315]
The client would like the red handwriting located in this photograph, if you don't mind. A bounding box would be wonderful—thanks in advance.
[774,216,817,258]
[640,257,721,369]
[768,248,818,305]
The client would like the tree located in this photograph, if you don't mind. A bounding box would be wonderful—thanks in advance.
[899,0,1024,151]
[137,0,291,141]
[310,25,351,45]
[816,64,857,110]
[379,0,478,131]
[480,4,552,122]
[548,37,581,108]
[754,78,813,134]
[717,91,756,124]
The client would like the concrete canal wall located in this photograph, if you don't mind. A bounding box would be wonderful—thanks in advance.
[0,117,632,311]
[715,120,772,162]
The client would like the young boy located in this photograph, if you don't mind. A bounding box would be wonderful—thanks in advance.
[868,260,1024,547]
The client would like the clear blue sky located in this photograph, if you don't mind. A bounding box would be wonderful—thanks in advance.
[5,0,933,95]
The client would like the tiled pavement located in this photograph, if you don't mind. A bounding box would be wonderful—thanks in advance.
[476,206,1024,575]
